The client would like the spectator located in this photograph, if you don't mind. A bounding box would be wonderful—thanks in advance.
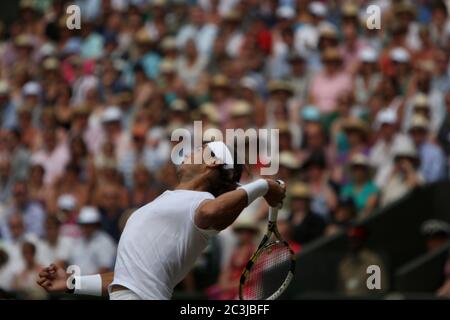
[325,197,357,236]
[67,207,116,275]
[30,128,70,186]
[12,242,46,299]
[288,182,325,245]
[408,115,446,182]
[420,219,450,252]
[380,142,424,207]
[340,154,378,219]
[337,226,387,296]
[0,181,45,240]
[38,216,73,267]
[55,194,81,239]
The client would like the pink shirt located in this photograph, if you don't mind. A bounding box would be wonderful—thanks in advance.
[310,71,353,113]
[31,144,70,186]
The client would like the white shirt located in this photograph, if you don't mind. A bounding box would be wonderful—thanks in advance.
[68,231,116,275]
[111,190,216,299]
[37,236,74,266]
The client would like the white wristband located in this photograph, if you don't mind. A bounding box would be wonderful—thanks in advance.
[74,274,102,296]
[238,179,269,205]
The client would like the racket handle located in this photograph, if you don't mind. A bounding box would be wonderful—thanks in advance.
[268,206,278,223]
[268,180,284,222]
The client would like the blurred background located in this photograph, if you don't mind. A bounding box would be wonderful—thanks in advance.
[0,0,449,300]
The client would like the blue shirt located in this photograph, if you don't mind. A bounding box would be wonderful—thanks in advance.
[418,142,447,183]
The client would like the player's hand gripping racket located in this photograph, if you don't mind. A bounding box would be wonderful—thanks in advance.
[239,180,295,300]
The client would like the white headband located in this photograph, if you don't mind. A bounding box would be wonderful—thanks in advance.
[206,141,234,169]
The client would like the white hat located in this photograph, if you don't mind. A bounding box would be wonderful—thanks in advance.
[22,81,41,96]
[77,206,101,224]
[277,6,295,19]
[102,106,123,123]
[393,141,418,159]
[375,109,397,129]
[239,76,258,91]
[359,47,378,63]
[206,141,234,169]
[390,47,410,63]
[309,1,328,17]
[57,194,77,211]
[0,81,9,95]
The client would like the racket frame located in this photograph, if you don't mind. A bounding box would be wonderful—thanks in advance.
[239,205,296,300]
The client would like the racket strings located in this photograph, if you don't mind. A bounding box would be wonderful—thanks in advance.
[242,242,292,300]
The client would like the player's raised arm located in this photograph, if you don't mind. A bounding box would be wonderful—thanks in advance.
[37,264,114,297]
[195,178,286,231]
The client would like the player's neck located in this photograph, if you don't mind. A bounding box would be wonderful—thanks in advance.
[175,174,210,193]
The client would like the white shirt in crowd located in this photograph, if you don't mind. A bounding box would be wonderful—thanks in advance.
[111,190,216,300]
[68,230,117,275]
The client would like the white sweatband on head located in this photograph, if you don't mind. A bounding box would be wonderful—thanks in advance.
[238,179,269,205]
[74,274,102,296]
[206,141,234,169]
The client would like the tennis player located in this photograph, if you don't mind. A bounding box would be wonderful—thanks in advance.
[37,141,285,300]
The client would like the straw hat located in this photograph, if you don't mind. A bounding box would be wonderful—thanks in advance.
[289,182,311,199]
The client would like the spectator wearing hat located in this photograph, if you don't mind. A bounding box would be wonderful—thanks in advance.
[209,74,234,124]
[55,194,81,239]
[408,115,446,183]
[289,182,326,245]
[421,219,450,253]
[294,1,329,61]
[370,109,411,186]
[278,151,301,185]
[21,81,42,129]
[67,207,116,275]
[380,140,424,207]
[309,48,353,115]
[340,154,378,218]
[286,53,312,104]
[404,68,447,134]
[354,47,382,106]
[388,47,413,95]
[228,100,254,130]
[333,117,370,184]
[325,196,357,236]
[337,226,387,296]
[302,151,338,223]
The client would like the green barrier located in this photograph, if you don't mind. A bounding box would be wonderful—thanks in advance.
[395,241,450,293]
[287,182,450,298]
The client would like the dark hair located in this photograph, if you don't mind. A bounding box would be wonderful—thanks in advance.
[207,146,243,197]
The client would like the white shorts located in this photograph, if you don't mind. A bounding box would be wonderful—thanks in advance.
[109,289,142,300]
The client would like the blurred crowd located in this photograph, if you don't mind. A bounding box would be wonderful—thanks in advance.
[0,0,449,299]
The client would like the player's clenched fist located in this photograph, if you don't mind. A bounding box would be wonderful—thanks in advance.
[37,264,69,293]
[264,179,286,207]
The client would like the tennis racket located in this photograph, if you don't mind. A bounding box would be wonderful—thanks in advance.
[239,180,296,300]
